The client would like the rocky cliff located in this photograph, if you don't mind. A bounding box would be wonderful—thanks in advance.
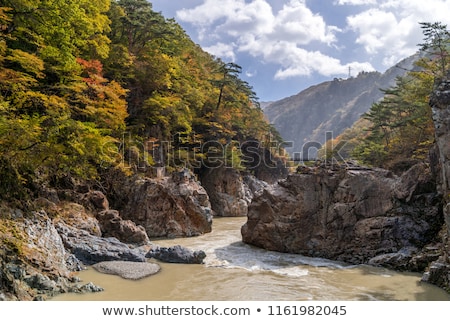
[424,76,450,291]
[0,202,139,301]
[0,169,214,300]
[241,163,443,271]
[199,166,271,217]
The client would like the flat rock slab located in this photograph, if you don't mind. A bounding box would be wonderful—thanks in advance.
[92,261,161,280]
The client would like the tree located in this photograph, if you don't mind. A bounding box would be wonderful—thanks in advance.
[4,0,111,83]
[418,22,450,78]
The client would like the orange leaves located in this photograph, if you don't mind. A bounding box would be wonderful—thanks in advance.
[74,58,128,132]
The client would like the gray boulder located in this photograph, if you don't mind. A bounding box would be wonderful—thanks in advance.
[146,245,206,264]
[56,222,146,265]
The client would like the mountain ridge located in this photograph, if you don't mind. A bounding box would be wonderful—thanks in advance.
[263,52,422,159]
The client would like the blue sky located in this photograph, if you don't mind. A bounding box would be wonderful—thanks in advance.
[150,0,450,102]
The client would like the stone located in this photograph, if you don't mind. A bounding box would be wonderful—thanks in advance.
[96,210,149,245]
[73,282,104,293]
[146,245,206,264]
[0,209,108,300]
[56,222,146,265]
[200,167,250,217]
[83,190,109,211]
[368,247,418,271]
[22,211,70,277]
[54,202,102,237]
[421,260,450,292]
[92,261,161,280]
[199,166,272,217]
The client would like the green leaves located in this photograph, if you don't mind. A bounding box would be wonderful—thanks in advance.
[5,0,111,83]
[0,0,284,200]
[418,22,450,77]
[350,23,444,168]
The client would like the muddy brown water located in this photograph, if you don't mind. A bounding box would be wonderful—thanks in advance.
[53,217,450,301]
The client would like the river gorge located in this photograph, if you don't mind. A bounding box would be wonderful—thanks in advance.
[53,217,450,301]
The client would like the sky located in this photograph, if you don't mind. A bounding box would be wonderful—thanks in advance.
[150,0,450,102]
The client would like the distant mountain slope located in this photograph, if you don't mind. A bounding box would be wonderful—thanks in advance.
[263,53,421,159]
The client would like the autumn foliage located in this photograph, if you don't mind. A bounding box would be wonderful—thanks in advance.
[0,1,283,200]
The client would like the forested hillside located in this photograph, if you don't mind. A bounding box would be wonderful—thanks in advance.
[263,54,419,160]
[326,23,450,172]
[0,0,283,202]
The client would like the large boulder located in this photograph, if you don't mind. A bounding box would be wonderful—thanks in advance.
[146,245,206,264]
[120,170,213,238]
[55,222,146,265]
[96,210,149,245]
[241,163,442,266]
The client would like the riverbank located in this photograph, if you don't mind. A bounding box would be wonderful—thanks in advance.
[53,217,450,301]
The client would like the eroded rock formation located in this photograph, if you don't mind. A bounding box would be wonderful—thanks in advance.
[200,167,251,217]
[424,76,450,291]
[120,170,213,238]
[0,208,105,301]
[241,163,442,267]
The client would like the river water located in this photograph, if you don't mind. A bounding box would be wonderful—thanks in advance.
[54,217,450,301]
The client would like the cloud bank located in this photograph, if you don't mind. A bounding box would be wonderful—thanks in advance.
[176,0,450,80]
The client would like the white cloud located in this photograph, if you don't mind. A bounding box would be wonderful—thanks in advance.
[270,0,339,45]
[335,0,376,5]
[245,69,257,77]
[271,45,374,80]
[203,42,237,61]
[345,0,450,67]
[177,0,354,79]
[176,0,450,80]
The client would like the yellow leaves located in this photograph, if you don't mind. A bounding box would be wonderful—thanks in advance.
[0,115,40,150]
[82,79,128,131]
[6,49,45,79]
[144,92,188,130]
[0,7,12,25]
[68,58,128,133]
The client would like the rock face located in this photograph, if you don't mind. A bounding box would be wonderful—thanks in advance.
[199,165,274,217]
[200,167,250,217]
[121,170,213,238]
[426,76,450,291]
[241,163,442,266]
[96,210,149,245]
[0,209,105,301]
